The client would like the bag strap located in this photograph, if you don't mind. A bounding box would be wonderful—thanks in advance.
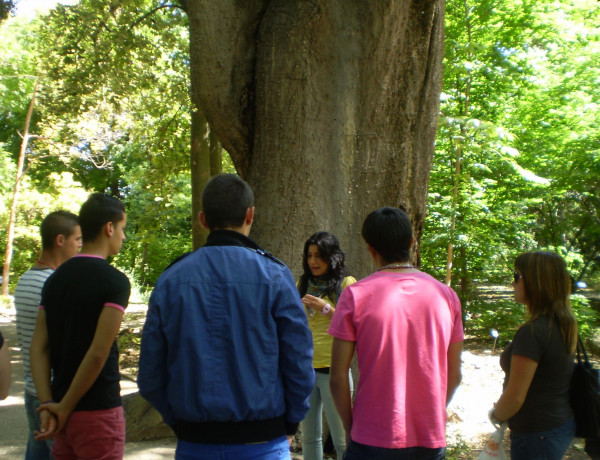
[577,335,591,367]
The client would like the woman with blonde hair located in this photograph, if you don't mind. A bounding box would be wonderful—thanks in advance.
[490,251,577,459]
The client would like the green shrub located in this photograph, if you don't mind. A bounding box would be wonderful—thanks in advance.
[463,297,526,345]
[446,435,472,459]
[571,294,598,340]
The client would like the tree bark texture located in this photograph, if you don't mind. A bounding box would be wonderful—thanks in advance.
[188,0,444,278]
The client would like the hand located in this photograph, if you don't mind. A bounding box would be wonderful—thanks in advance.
[37,401,72,435]
[286,435,293,446]
[302,294,327,312]
[34,409,58,440]
[488,407,503,429]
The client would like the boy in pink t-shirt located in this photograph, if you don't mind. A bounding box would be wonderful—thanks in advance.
[329,207,463,459]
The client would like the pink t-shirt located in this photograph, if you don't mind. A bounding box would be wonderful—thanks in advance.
[328,271,464,449]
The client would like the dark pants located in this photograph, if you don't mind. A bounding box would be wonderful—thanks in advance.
[343,441,445,460]
[175,436,290,460]
[510,418,575,460]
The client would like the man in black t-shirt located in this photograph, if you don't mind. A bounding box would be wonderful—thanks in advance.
[30,193,131,460]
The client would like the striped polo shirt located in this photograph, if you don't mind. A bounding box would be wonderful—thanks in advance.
[14,268,53,395]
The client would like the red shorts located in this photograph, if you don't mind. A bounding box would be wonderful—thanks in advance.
[52,406,125,460]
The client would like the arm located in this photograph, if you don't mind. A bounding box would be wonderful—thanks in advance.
[138,291,176,425]
[0,332,10,400]
[301,277,357,319]
[493,355,538,421]
[275,270,315,434]
[30,310,57,438]
[30,310,53,403]
[330,337,355,446]
[446,341,463,405]
[37,306,124,436]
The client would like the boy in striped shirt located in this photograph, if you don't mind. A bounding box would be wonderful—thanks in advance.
[15,210,81,460]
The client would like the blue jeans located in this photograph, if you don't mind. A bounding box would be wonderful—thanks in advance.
[510,418,575,460]
[343,441,445,460]
[302,371,351,460]
[24,390,53,460]
[175,435,291,460]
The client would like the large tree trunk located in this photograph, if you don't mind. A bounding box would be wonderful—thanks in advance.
[188,1,444,278]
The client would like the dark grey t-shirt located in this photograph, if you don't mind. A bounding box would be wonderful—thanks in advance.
[500,315,574,433]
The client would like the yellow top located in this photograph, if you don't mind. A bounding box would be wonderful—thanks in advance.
[302,276,356,368]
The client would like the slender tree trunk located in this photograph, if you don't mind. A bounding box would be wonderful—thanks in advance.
[445,0,472,287]
[445,142,461,286]
[141,242,148,286]
[188,1,445,277]
[2,80,39,296]
[190,107,211,250]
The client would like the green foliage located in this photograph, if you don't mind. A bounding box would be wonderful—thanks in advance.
[462,286,598,347]
[446,435,472,459]
[0,15,41,157]
[424,0,600,305]
[16,0,194,288]
[0,2,194,291]
[0,170,88,290]
[0,0,15,23]
[115,176,194,288]
[571,294,598,339]
[0,148,15,195]
[464,296,526,345]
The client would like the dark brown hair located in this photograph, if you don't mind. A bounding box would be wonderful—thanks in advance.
[515,251,577,353]
[41,211,79,249]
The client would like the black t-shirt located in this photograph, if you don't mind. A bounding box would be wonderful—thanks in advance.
[0,330,4,348]
[500,314,574,433]
[41,255,130,411]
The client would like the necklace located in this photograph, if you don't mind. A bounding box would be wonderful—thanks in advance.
[37,259,56,270]
[377,262,414,271]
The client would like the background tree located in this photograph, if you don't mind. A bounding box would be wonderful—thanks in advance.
[424,0,600,296]
[1,79,39,295]
[32,0,195,286]
[417,0,600,344]
[0,15,44,293]
[0,0,14,22]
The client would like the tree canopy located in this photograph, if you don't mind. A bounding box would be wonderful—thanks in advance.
[0,0,15,22]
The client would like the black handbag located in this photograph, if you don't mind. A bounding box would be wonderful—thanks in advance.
[570,336,600,458]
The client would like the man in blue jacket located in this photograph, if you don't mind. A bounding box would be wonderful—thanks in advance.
[138,173,315,460]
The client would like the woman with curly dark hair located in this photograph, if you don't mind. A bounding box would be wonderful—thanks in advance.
[298,231,356,460]
[490,251,577,460]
